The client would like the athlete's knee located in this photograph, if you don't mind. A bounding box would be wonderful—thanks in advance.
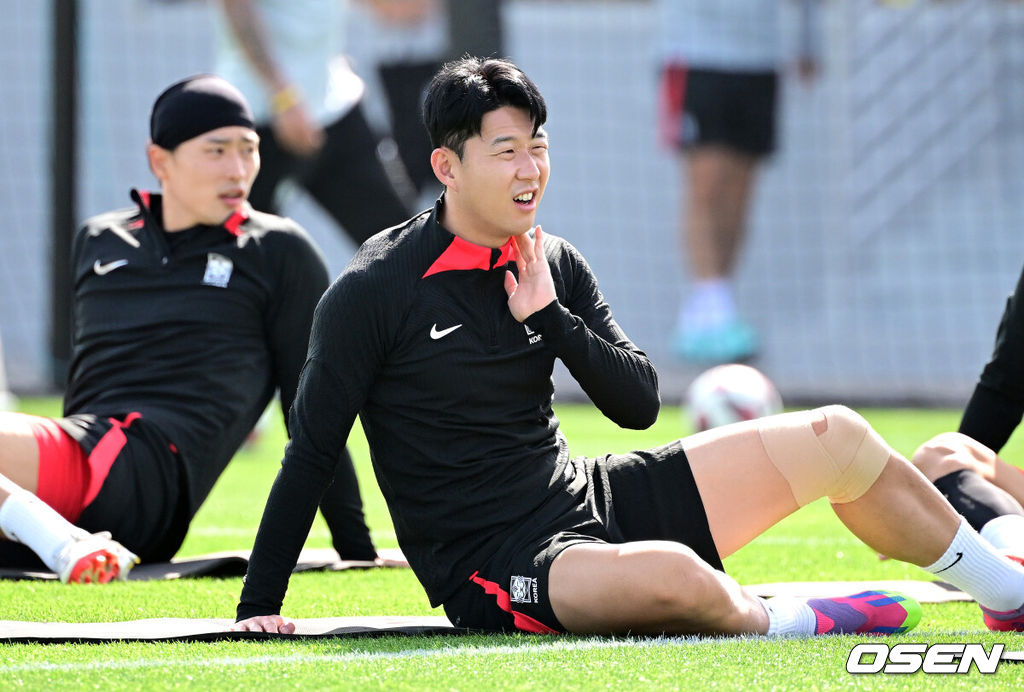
[812,405,892,503]
[758,405,891,507]
[912,432,992,483]
[643,545,725,616]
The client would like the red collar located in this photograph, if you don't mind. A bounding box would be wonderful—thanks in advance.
[222,209,248,236]
[132,189,248,236]
[422,235,517,278]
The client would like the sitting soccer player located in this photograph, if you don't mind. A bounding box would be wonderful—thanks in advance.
[0,75,382,583]
[911,257,1024,629]
[234,57,1024,636]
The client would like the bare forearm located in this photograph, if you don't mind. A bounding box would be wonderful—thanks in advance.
[220,0,288,92]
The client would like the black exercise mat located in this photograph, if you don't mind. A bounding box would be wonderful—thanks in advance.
[0,548,408,582]
[0,616,463,644]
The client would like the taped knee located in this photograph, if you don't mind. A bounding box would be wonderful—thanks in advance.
[758,405,891,507]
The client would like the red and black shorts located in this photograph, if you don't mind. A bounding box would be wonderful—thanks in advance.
[26,412,188,562]
[443,441,722,634]
[659,64,778,157]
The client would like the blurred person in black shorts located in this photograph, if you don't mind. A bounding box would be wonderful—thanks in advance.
[0,75,383,584]
[658,0,820,363]
[234,57,1024,636]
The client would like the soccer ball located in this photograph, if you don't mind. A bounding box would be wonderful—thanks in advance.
[684,364,783,433]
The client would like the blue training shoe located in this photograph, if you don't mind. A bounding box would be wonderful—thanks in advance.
[672,319,758,364]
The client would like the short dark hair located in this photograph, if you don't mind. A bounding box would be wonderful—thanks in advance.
[423,56,547,158]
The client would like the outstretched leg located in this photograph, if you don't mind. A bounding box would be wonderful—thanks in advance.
[689,406,1024,627]
[673,146,759,362]
[0,413,136,582]
[550,540,768,635]
[550,407,1024,635]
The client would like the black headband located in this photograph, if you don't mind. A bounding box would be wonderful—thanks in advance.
[150,75,255,150]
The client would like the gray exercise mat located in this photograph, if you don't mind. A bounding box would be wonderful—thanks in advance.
[0,548,408,582]
[0,616,463,644]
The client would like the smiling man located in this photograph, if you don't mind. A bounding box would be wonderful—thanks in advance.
[235,57,1024,636]
[0,75,383,583]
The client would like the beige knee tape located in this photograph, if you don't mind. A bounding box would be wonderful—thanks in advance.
[758,405,891,506]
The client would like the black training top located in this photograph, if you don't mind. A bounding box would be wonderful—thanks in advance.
[237,197,660,618]
[960,261,1024,452]
[60,189,329,517]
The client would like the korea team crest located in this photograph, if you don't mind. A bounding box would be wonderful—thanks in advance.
[202,253,233,288]
[510,575,538,604]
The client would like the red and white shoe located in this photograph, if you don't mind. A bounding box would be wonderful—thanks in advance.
[56,531,139,584]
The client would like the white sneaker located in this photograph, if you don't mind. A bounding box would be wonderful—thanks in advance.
[55,531,139,584]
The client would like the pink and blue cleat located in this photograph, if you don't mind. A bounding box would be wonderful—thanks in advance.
[807,590,922,635]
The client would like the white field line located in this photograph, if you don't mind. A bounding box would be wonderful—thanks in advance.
[2,636,716,675]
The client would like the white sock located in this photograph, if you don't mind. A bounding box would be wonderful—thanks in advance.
[760,596,817,636]
[680,278,736,331]
[980,514,1024,555]
[925,517,1024,611]
[0,490,87,572]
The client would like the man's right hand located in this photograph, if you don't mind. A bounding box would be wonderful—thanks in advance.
[272,104,325,158]
[232,614,296,633]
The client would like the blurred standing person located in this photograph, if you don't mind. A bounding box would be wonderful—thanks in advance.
[214,0,413,248]
[658,0,820,364]
[354,0,505,202]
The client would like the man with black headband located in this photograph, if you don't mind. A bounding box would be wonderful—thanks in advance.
[0,74,382,583]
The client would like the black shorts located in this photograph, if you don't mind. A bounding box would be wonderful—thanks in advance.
[249,106,411,246]
[660,65,778,157]
[61,414,190,563]
[442,441,721,633]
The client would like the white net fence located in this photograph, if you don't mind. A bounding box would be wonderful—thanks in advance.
[2,0,1023,409]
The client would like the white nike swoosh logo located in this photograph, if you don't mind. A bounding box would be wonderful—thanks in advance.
[430,323,462,340]
[88,226,142,248]
[93,259,129,275]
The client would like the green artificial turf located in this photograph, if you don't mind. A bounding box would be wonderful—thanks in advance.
[3,399,1023,690]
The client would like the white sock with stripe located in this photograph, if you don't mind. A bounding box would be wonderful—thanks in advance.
[924,517,1024,612]
[0,489,87,572]
[760,596,816,636]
